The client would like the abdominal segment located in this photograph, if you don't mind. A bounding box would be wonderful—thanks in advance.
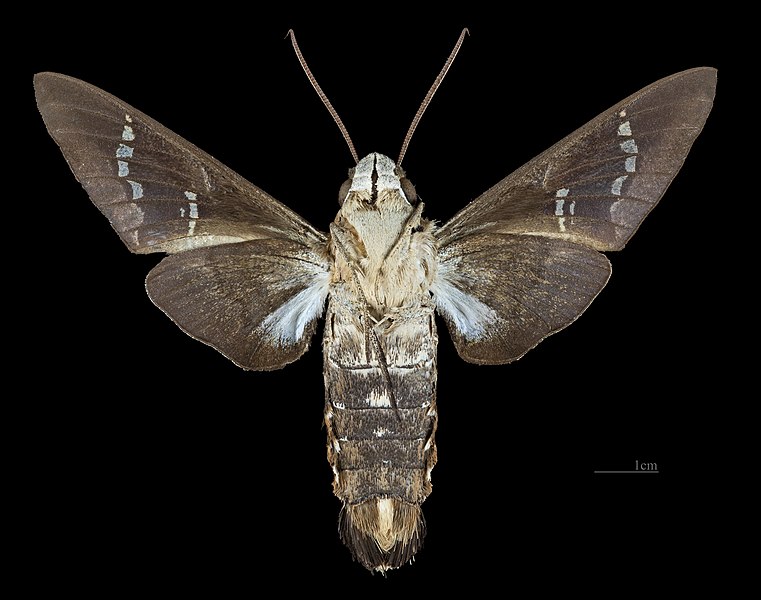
[323,293,438,572]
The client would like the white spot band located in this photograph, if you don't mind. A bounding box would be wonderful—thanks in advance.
[116,144,134,158]
[127,180,143,199]
[618,121,632,136]
[621,139,638,154]
[611,175,628,195]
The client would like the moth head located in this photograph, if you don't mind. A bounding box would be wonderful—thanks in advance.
[338,153,417,208]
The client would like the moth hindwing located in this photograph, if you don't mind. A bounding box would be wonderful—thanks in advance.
[34,58,715,573]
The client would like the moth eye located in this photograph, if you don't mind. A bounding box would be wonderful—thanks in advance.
[401,177,417,203]
[338,179,352,206]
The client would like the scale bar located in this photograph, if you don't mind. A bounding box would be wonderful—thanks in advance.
[594,470,659,474]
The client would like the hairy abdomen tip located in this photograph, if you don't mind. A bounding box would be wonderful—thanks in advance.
[338,498,426,572]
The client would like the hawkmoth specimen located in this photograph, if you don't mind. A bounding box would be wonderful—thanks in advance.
[34,30,716,572]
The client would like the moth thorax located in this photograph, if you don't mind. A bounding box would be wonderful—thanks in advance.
[339,498,425,572]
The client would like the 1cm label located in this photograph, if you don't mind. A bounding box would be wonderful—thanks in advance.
[635,460,658,471]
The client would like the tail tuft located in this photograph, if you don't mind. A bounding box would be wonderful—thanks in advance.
[338,498,426,573]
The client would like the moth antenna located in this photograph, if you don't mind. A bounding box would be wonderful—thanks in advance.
[397,28,469,167]
[288,30,360,164]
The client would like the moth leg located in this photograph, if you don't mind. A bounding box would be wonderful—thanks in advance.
[330,222,398,414]
[329,223,372,360]
[368,327,400,419]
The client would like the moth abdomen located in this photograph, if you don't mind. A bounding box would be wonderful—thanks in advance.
[324,367,438,572]
[323,294,438,571]
[326,391,437,504]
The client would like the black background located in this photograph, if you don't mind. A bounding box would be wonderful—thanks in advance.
[17,5,733,594]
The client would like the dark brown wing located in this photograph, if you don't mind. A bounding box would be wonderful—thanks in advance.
[146,239,331,370]
[34,72,327,254]
[432,233,611,364]
[35,72,332,370]
[437,68,716,251]
[434,68,716,364]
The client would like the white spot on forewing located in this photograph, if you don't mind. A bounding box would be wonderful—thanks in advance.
[184,191,197,201]
[618,109,627,118]
[122,125,135,141]
[117,161,129,177]
[431,263,498,341]
[621,139,638,154]
[111,202,144,229]
[618,121,632,136]
[189,202,199,219]
[188,220,196,235]
[180,207,185,217]
[554,194,574,223]
[555,188,569,197]
[610,198,625,221]
[125,114,133,123]
[611,175,628,195]
[126,180,143,199]
[116,144,134,158]
[625,156,637,172]
[368,389,392,408]
[260,271,331,345]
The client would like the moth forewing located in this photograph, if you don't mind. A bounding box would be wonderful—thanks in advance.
[33,72,327,255]
[436,68,717,251]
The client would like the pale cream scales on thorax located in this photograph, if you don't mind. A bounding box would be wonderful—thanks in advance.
[330,153,437,316]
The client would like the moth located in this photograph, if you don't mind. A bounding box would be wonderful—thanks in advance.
[34,30,716,572]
